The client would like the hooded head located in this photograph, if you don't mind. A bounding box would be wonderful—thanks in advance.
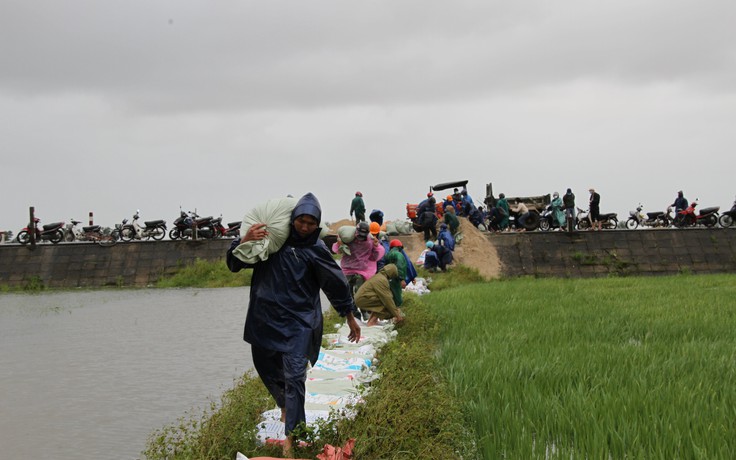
[553,191,559,198]
[426,241,435,248]
[290,193,322,241]
[566,188,572,194]
[381,263,399,280]
[440,223,448,230]
[355,221,370,240]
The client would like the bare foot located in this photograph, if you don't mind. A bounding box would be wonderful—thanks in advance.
[366,314,379,327]
[283,434,294,458]
[280,407,286,423]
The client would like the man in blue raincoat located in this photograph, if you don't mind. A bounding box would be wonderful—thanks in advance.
[226,192,361,455]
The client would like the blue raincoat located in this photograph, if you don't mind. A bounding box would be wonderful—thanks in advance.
[226,193,355,365]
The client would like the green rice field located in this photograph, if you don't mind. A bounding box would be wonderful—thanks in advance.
[424,274,736,459]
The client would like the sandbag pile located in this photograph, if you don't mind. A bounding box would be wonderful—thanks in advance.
[255,322,398,444]
[385,221,414,236]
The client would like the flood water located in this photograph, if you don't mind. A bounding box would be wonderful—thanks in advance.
[0,288,256,460]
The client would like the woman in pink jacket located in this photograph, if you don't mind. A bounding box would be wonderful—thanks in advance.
[332,221,385,321]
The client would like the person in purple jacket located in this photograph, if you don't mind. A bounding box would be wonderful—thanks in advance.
[226,192,360,456]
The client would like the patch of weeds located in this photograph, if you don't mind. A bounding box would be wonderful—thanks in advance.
[572,251,599,265]
[143,372,271,460]
[418,264,485,291]
[23,275,45,292]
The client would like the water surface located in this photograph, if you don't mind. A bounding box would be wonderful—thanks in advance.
[0,288,253,460]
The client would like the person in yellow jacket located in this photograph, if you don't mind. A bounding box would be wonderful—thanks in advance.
[355,263,405,327]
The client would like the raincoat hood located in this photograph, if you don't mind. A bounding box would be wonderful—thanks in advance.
[380,263,399,280]
[292,192,322,225]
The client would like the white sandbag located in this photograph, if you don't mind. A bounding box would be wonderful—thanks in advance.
[385,221,399,236]
[337,225,357,243]
[232,197,297,264]
[395,221,414,235]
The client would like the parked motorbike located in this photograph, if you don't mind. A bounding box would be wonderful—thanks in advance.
[625,204,671,230]
[63,219,119,245]
[672,201,719,228]
[210,216,226,239]
[169,210,215,240]
[538,204,567,231]
[223,220,242,238]
[718,199,736,228]
[576,207,618,230]
[119,210,167,242]
[17,218,65,245]
[64,219,119,246]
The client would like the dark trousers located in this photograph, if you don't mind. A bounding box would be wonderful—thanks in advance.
[251,345,308,435]
[423,225,437,241]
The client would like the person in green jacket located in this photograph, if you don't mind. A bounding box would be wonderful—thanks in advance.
[355,264,404,327]
[350,191,366,222]
[497,193,510,231]
[384,240,408,306]
[443,206,460,236]
[551,191,566,229]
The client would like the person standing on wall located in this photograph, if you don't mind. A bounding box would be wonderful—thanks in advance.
[589,188,601,231]
[563,188,576,231]
[350,191,366,223]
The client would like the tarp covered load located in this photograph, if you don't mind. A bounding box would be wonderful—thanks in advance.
[232,197,297,264]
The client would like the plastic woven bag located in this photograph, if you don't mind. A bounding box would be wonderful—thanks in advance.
[232,197,297,264]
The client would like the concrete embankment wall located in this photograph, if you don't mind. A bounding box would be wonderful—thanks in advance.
[0,239,233,288]
[489,228,736,278]
[1,229,735,289]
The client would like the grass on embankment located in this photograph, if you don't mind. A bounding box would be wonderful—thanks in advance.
[143,267,479,460]
[425,273,736,459]
[155,258,251,288]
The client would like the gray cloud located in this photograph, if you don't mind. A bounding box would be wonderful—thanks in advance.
[1,1,734,231]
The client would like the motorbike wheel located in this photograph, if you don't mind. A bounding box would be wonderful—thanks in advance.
[120,227,135,242]
[97,233,118,247]
[606,217,618,230]
[625,218,639,230]
[719,214,734,228]
[169,228,180,240]
[17,230,30,245]
[704,215,718,228]
[151,226,166,240]
[50,229,64,244]
[539,219,551,232]
[577,219,590,230]
[64,231,75,242]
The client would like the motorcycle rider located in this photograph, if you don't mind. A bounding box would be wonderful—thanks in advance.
[551,192,566,229]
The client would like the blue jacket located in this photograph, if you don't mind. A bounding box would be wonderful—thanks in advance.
[437,228,455,251]
[226,193,354,365]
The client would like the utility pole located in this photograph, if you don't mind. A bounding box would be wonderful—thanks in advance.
[29,206,36,249]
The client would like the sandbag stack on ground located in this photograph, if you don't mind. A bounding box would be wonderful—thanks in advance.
[255,323,397,444]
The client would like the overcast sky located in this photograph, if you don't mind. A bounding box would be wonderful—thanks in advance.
[2,1,735,233]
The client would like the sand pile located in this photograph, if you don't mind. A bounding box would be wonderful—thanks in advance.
[327,219,356,233]
[452,219,502,279]
[389,218,501,280]
[326,217,501,280]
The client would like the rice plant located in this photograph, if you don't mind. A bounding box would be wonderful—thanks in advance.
[426,274,736,459]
